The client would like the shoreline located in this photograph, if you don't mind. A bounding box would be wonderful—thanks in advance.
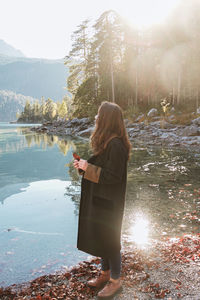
[2,116,199,298]
[29,115,200,153]
[0,234,199,299]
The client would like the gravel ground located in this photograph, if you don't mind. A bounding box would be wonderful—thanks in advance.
[1,235,199,300]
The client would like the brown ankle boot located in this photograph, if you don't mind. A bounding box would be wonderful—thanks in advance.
[97,279,122,298]
[88,271,110,289]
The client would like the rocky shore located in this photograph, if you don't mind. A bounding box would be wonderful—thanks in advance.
[30,109,200,151]
[1,234,200,299]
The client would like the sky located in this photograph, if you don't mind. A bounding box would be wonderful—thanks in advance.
[0,0,181,60]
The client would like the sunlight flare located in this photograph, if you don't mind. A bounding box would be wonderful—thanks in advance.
[114,0,181,28]
[129,215,149,247]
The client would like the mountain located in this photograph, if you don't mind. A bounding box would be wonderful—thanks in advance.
[0,39,25,57]
[0,40,69,121]
[0,90,39,122]
[0,54,69,100]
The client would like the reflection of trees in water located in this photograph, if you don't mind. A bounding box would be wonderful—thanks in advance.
[65,139,91,215]
[58,139,75,156]
[0,128,27,155]
[24,133,33,147]
[65,167,81,216]
[23,131,76,156]
[2,128,80,160]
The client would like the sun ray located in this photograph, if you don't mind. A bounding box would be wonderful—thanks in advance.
[111,0,181,28]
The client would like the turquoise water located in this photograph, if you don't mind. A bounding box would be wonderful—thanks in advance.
[0,123,89,287]
[0,122,200,287]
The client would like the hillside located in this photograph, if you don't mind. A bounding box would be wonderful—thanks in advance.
[0,90,39,122]
[0,39,69,121]
[0,39,25,57]
[0,55,69,100]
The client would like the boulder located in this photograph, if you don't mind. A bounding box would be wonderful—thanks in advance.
[70,118,81,126]
[147,108,158,118]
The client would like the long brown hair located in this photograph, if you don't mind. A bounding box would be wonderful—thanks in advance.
[90,101,131,159]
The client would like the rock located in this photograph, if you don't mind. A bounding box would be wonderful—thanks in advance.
[70,118,81,126]
[197,107,200,114]
[124,119,133,127]
[180,136,199,145]
[159,132,178,141]
[127,128,140,138]
[149,120,174,129]
[65,120,72,128]
[65,128,73,135]
[147,108,158,118]
[136,114,145,122]
[167,115,176,122]
[180,125,200,136]
[171,107,175,112]
[151,116,160,121]
[77,127,94,137]
[192,116,200,126]
[43,121,53,126]
[79,117,91,125]
[70,117,91,126]
[40,127,48,132]
[77,123,89,131]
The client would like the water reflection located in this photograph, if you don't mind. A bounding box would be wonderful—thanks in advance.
[124,146,200,246]
[0,123,200,287]
[0,126,76,156]
[0,127,80,204]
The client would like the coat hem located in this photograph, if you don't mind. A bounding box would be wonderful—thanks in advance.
[77,246,121,259]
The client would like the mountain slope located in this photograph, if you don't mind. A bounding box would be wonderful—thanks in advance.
[0,90,39,122]
[0,39,25,57]
[0,40,69,121]
[0,59,68,100]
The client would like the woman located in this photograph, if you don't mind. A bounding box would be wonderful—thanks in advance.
[73,101,131,298]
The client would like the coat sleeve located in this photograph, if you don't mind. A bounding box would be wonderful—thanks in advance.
[83,141,127,184]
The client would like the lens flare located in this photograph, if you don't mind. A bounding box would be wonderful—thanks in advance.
[129,215,149,247]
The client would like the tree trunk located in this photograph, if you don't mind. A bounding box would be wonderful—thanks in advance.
[110,59,115,103]
[177,70,181,105]
[135,61,138,106]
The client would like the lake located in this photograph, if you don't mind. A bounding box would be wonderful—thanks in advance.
[0,122,199,287]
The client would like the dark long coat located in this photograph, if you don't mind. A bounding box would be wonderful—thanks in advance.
[77,137,128,258]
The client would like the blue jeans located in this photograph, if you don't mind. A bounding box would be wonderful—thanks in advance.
[100,252,121,279]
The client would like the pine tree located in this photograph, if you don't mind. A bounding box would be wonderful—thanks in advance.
[58,99,68,120]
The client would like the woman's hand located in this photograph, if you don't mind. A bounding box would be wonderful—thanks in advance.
[73,159,88,171]
[73,159,79,169]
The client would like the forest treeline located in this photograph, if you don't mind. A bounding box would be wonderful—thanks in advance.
[17,96,71,123]
[65,0,200,119]
[0,90,39,122]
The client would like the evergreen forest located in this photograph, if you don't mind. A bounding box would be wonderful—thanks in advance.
[65,1,200,119]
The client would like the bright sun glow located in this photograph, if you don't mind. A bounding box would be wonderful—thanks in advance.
[114,0,181,28]
[129,215,149,247]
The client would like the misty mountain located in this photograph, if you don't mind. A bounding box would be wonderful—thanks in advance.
[0,40,69,121]
[0,54,69,100]
[0,90,39,122]
[0,39,25,57]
